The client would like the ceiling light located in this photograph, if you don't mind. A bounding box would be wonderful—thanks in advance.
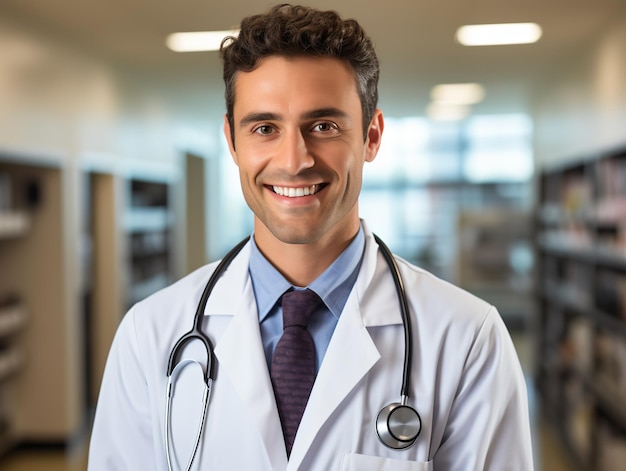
[431,83,485,105]
[456,23,542,46]
[426,103,470,121]
[166,30,239,52]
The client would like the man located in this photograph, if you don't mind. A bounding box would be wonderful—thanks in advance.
[89,4,533,470]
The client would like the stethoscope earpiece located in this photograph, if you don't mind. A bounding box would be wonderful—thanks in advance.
[376,401,421,449]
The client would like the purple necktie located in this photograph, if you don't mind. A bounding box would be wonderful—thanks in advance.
[270,288,321,457]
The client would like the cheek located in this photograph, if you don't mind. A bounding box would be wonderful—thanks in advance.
[342,150,366,183]
[235,149,265,178]
[338,158,365,203]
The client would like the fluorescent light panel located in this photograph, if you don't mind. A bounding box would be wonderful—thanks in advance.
[166,30,239,52]
[426,103,470,121]
[456,23,542,46]
[431,83,485,105]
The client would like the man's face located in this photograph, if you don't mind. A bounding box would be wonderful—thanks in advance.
[224,55,383,247]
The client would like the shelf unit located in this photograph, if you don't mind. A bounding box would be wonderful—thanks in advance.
[0,168,30,454]
[0,295,27,455]
[83,168,182,407]
[456,208,534,329]
[0,151,193,454]
[535,147,626,470]
[124,178,174,308]
[0,161,47,453]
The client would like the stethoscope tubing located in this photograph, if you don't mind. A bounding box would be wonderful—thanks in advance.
[372,234,413,400]
[166,236,251,383]
[164,237,248,471]
[164,234,417,469]
[165,360,211,471]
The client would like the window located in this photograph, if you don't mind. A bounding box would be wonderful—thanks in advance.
[212,113,534,284]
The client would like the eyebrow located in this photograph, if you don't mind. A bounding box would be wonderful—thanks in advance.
[238,107,352,128]
[303,108,351,122]
[239,112,280,128]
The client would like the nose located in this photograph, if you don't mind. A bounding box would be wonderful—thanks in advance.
[276,127,314,174]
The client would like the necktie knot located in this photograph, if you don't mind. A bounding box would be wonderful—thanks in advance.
[281,288,322,329]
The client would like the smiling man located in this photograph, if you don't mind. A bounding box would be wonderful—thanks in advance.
[89,4,534,470]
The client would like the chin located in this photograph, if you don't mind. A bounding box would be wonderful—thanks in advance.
[268,224,324,246]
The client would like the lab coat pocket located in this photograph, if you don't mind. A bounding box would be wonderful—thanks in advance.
[340,453,433,471]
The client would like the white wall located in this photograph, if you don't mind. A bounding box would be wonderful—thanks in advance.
[533,16,626,168]
[0,11,226,167]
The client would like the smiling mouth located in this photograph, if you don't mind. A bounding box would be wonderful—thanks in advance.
[271,184,325,197]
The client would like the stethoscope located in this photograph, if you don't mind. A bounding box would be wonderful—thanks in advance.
[164,235,422,471]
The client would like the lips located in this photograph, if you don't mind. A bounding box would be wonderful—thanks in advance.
[272,184,321,197]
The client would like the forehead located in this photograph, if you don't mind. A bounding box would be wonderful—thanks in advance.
[232,55,361,117]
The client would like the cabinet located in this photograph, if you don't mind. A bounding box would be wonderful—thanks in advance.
[535,147,626,470]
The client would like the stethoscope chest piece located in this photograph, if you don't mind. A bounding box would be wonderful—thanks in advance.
[376,401,421,449]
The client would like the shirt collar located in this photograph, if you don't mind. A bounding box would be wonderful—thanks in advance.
[249,226,365,322]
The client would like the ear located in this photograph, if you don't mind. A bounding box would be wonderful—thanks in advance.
[223,114,238,165]
[364,109,384,163]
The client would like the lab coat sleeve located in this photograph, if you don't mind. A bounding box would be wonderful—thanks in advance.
[433,307,534,470]
[88,307,158,470]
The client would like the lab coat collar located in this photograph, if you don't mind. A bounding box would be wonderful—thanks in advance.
[202,225,403,328]
[356,222,405,328]
[202,241,251,316]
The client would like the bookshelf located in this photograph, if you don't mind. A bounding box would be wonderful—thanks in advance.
[535,146,626,470]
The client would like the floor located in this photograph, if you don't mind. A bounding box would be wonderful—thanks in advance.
[0,331,575,471]
[0,445,87,471]
[514,331,575,471]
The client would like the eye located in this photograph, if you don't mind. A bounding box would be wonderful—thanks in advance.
[253,125,275,135]
[311,122,338,133]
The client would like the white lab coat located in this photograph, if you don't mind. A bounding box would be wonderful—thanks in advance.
[88,225,534,470]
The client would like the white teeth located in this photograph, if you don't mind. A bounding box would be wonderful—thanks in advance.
[273,185,318,197]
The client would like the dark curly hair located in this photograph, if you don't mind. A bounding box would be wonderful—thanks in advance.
[220,4,380,144]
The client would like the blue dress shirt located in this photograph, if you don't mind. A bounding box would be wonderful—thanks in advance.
[248,227,365,372]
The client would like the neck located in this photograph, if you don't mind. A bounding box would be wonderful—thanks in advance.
[253,223,360,287]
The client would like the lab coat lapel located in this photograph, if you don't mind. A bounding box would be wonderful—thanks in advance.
[209,247,288,470]
[288,290,381,468]
[287,231,386,468]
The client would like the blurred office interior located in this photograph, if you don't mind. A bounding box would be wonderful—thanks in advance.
[1,0,626,469]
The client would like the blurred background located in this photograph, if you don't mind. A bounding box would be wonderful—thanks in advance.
[1,0,626,469]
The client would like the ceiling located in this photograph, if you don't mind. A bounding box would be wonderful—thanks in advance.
[2,0,626,119]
